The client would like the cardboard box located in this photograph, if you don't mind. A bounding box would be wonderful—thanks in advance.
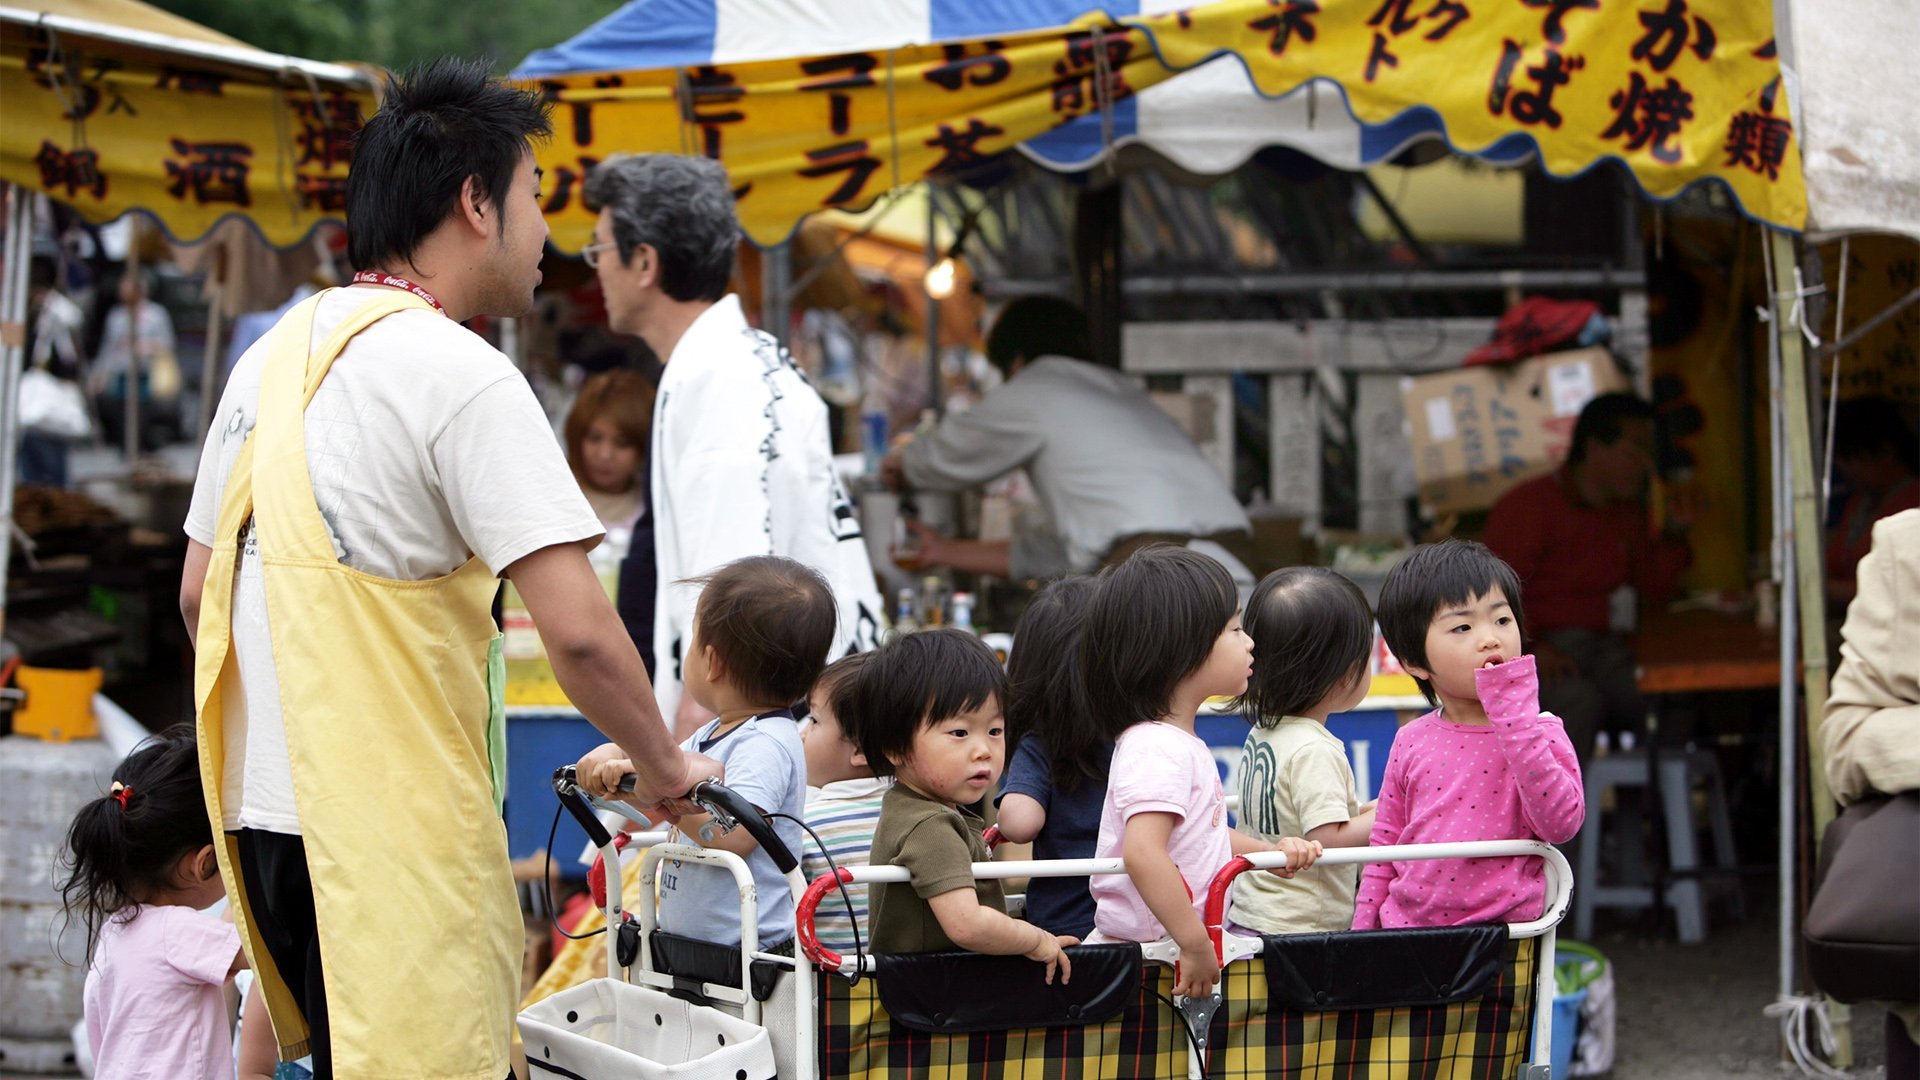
[1401,347,1630,516]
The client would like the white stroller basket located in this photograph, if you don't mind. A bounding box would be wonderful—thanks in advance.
[520,978,776,1079]
[518,769,808,1078]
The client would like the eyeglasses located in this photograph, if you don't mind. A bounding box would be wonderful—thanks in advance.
[581,240,618,269]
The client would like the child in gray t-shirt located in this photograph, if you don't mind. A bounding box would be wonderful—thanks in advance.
[578,556,838,949]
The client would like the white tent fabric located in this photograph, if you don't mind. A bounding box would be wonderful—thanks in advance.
[1782,0,1920,240]
[513,0,1535,179]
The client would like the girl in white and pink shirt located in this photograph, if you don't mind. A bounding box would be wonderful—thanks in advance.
[1080,545,1320,1000]
[60,726,246,1080]
[1356,540,1585,930]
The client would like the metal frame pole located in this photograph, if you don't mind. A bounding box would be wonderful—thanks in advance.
[198,244,227,434]
[761,241,792,352]
[1768,229,1847,1067]
[1773,230,1834,830]
[0,184,36,634]
[123,221,143,464]
[1765,277,1796,1004]
[925,195,942,416]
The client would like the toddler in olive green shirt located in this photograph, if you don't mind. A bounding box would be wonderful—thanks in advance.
[842,629,1077,983]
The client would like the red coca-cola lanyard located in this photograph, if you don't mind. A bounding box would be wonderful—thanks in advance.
[351,270,445,315]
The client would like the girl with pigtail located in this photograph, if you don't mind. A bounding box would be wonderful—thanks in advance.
[60,724,247,1078]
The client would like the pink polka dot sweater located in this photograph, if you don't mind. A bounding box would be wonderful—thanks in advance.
[1351,654,1584,929]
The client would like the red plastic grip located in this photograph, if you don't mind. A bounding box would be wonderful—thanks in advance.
[586,830,633,910]
[796,867,855,971]
[1203,855,1255,964]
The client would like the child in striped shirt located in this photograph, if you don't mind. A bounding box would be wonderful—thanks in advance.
[800,653,891,957]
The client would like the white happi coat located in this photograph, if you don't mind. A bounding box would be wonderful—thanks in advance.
[650,295,885,713]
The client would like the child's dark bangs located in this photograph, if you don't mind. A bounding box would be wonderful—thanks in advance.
[1426,557,1524,633]
[919,681,1000,728]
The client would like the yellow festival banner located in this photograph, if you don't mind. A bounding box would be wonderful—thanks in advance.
[527,0,1805,250]
[0,19,374,248]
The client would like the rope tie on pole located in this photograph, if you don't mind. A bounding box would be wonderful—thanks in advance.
[1762,996,1848,1079]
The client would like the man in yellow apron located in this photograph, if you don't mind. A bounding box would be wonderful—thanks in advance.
[178,59,717,1078]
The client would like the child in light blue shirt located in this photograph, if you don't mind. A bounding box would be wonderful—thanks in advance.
[580,555,838,949]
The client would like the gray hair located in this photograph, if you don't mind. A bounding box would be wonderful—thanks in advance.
[583,154,738,302]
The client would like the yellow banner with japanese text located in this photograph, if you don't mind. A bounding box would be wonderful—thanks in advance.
[526,0,1804,250]
[1152,0,1802,223]
[0,21,372,248]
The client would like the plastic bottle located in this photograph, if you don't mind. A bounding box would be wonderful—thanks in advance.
[919,574,946,627]
[951,592,975,633]
[861,404,888,479]
[893,587,918,634]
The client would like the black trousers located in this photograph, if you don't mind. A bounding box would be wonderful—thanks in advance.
[232,828,333,1079]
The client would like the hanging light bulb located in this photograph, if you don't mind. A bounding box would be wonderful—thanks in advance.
[924,256,957,300]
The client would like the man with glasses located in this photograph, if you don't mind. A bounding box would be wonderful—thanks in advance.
[1483,392,1693,761]
[580,154,885,738]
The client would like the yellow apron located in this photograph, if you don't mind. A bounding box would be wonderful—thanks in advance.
[194,290,517,1078]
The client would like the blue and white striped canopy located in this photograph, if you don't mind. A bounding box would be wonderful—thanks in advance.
[514,0,1534,178]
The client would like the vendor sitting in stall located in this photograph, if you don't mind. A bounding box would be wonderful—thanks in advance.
[881,297,1251,585]
[1482,392,1692,763]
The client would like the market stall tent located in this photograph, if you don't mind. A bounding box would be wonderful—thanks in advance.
[0,1,377,247]
[512,0,1804,252]
[515,0,1544,189]
[0,0,378,625]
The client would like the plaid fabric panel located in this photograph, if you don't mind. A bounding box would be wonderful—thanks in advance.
[818,962,1189,1079]
[1208,937,1539,1079]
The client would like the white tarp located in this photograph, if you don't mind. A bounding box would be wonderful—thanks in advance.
[1783,0,1920,240]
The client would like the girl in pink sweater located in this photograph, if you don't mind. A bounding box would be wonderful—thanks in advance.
[1354,540,1584,929]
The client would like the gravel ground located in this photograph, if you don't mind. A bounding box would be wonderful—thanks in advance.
[1588,897,1892,1078]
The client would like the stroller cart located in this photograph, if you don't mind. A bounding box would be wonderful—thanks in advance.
[525,768,1573,1079]
[519,768,805,1079]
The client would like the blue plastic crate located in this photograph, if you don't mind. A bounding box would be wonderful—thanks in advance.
[504,712,607,875]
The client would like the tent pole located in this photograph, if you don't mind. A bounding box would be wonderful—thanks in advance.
[761,241,791,352]
[124,221,143,465]
[199,245,227,435]
[1770,229,1847,1067]
[925,195,942,416]
[1764,234,1795,1009]
[1770,229,1835,836]
[0,184,37,637]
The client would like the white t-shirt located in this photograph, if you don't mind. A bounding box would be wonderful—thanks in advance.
[649,295,885,713]
[184,288,603,834]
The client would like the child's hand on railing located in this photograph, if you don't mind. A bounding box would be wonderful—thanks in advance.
[1264,836,1324,878]
[1173,938,1220,1000]
[1025,928,1078,985]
